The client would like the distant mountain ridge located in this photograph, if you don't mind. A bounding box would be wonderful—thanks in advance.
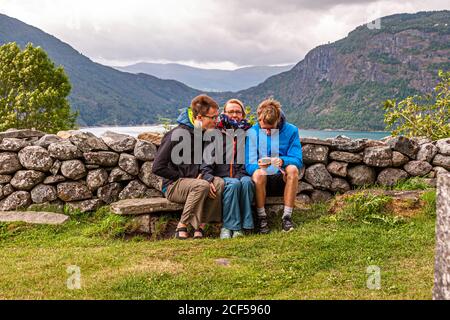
[115,62,294,92]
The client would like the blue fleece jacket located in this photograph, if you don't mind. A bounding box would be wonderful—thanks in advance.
[245,115,303,176]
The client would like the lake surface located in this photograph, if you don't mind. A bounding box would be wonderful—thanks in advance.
[80,125,389,140]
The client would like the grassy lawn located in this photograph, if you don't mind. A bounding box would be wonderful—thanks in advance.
[0,189,436,300]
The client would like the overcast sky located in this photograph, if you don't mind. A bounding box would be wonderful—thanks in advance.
[0,0,448,69]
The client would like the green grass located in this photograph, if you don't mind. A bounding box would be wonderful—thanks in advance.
[335,193,406,227]
[392,177,432,191]
[0,193,437,299]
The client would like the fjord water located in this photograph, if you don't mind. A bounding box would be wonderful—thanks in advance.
[81,125,389,140]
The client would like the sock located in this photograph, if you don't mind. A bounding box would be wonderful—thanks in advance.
[256,207,266,218]
[283,206,293,219]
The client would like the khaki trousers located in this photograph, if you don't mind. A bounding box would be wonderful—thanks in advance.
[165,177,224,229]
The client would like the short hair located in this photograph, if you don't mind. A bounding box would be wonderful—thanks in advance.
[224,98,245,116]
[190,94,219,118]
[257,98,281,125]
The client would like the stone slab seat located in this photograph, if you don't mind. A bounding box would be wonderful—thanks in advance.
[0,211,69,225]
[110,196,308,216]
[111,198,184,215]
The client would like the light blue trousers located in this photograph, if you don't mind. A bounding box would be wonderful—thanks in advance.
[222,176,255,231]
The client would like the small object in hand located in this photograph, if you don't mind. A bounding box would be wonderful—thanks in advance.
[258,157,272,166]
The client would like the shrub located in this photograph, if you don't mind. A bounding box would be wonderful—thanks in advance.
[383,70,450,140]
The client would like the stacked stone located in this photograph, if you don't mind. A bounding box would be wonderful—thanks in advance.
[297,135,449,204]
[1,129,449,212]
[0,129,163,211]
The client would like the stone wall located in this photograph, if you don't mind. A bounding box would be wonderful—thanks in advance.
[0,129,449,212]
[296,135,449,203]
[0,129,162,212]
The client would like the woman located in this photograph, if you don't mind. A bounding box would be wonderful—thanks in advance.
[200,99,255,239]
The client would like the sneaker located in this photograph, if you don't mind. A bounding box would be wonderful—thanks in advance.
[258,216,270,234]
[282,216,295,232]
[232,230,244,238]
[220,227,232,239]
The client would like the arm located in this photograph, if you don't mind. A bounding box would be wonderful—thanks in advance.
[151,131,180,180]
[245,128,259,176]
[200,160,215,183]
[280,127,303,169]
[200,138,218,183]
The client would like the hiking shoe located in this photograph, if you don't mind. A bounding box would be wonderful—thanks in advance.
[258,217,270,234]
[282,216,295,232]
[220,228,232,239]
[232,230,244,238]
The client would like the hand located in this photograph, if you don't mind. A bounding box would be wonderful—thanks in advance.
[258,158,271,169]
[282,170,287,183]
[271,157,283,168]
[208,182,217,199]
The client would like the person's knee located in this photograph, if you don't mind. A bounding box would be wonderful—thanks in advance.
[240,176,254,189]
[252,169,267,185]
[285,165,299,180]
[213,177,225,192]
[225,178,241,191]
[193,179,210,194]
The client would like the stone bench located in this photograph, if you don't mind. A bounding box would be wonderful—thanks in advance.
[110,195,311,235]
[111,196,310,215]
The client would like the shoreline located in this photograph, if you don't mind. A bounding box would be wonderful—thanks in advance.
[78,124,388,134]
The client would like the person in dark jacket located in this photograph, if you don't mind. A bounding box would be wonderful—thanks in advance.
[200,99,254,239]
[152,94,224,240]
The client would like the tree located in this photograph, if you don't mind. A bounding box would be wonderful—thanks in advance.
[245,105,256,125]
[0,42,78,133]
[383,70,450,140]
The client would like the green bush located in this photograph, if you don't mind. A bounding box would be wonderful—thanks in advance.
[383,70,450,140]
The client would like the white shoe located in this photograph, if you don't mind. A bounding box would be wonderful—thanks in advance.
[220,228,232,239]
[232,230,244,238]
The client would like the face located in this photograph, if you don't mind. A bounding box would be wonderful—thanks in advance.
[224,102,244,122]
[259,120,277,135]
[198,108,219,130]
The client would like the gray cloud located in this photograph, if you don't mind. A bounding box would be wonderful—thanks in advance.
[225,0,382,14]
[1,0,448,68]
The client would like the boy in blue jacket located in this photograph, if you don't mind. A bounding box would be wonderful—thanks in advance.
[245,98,303,233]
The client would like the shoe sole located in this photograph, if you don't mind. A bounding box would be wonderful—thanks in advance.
[282,227,294,233]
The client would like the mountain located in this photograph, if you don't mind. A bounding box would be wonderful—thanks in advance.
[115,63,294,92]
[1,11,449,130]
[0,13,201,127]
[218,10,450,131]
